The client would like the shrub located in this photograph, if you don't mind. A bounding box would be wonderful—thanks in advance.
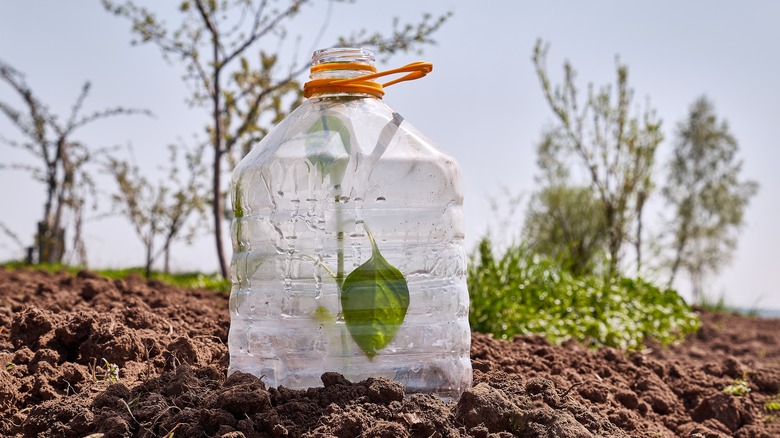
[468,239,700,350]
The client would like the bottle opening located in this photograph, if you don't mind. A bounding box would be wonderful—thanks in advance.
[306,47,381,98]
[303,47,433,99]
[311,47,376,66]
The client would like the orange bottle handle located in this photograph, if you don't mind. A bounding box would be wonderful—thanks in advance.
[303,62,433,98]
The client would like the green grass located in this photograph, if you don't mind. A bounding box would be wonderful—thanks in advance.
[1,261,229,293]
[99,267,229,292]
[468,239,701,350]
[696,293,761,317]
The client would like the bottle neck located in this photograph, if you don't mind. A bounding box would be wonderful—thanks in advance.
[305,48,382,99]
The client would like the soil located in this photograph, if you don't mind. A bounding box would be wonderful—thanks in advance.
[1,268,778,437]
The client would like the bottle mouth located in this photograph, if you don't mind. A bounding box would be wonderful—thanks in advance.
[311,47,376,66]
[304,47,433,99]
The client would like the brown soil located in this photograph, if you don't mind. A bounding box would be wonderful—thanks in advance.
[1,268,778,437]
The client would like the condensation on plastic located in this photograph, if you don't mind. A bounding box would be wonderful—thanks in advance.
[227,47,472,399]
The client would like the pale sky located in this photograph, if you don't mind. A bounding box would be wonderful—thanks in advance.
[1,1,778,309]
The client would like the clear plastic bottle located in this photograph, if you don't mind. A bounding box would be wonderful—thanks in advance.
[228,47,472,398]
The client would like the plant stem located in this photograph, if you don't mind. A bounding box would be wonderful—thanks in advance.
[334,186,345,290]
[337,231,345,289]
[334,189,348,358]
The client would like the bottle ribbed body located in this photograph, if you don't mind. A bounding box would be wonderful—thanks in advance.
[227,49,472,398]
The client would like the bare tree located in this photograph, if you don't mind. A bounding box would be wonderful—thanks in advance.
[102,0,450,278]
[0,59,150,265]
[663,96,758,302]
[531,40,663,276]
[107,142,208,277]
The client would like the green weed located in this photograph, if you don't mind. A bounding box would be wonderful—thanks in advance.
[723,379,751,396]
[92,358,121,383]
[765,395,780,423]
[468,239,700,350]
[698,294,730,313]
[698,293,761,317]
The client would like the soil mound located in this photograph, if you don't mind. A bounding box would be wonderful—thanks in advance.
[1,268,778,437]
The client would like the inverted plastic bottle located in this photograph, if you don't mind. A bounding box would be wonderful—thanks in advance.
[228,47,472,398]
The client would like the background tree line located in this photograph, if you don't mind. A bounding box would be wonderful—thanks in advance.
[0,6,758,304]
[523,40,758,303]
[0,0,450,279]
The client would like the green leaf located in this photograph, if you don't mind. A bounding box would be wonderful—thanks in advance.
[305,115,351,184]
[312,305,335,325]
[341,230,409,359]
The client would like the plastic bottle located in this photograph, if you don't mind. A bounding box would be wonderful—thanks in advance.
[228,47,472,398]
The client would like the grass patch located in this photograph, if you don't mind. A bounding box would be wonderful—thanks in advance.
[1,261,229,293]
[697,293,759,317]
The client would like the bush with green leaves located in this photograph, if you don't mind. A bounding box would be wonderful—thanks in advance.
[468,239,700,350]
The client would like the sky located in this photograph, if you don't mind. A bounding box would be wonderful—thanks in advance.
[1,1,778,309]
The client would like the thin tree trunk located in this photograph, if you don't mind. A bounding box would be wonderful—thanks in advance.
[162,230,174,274]
[667,240,684,290]
[605,204,620,277]
[691,269,703,304]
[36,222,47,264]
[211,40,229,279]
[51,187,66,264]
[667,201,692,290]
[635,193,645,275]
[49,137,73,264]
[40,159,57,264]
[72,199,87,266]
[145,236,153,279]
[213,147,228,278]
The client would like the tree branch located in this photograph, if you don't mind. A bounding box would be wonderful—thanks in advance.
[224,64,308,152]
[222,0,307,67]
[66,82,92,131]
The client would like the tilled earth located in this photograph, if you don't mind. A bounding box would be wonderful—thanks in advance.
[0,267,778,437]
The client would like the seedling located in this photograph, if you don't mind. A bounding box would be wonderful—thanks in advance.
[94,358,121,383]
[305,117,409,359]
[232,114,411,360]
[765,394,780,423]
[723,379,751,396]
[306,227,409,359]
